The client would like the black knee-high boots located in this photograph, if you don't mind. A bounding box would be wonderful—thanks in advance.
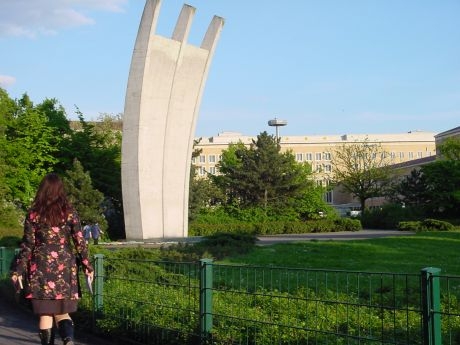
[57,319,74,345]
[39,328,54,345]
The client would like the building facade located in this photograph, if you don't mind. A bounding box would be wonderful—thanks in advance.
[193,130,436,208]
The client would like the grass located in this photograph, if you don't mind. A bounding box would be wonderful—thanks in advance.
[219,231,460,275]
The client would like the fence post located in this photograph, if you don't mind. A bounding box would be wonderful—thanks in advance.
[93,254,104,315]
[0,247,5,276]
[421,267,441,345]
[0,247,16,277]
[200,258,213,342]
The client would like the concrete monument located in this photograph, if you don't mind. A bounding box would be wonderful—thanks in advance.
[121,0,224,239]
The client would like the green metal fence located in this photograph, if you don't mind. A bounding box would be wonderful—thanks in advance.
[2,248,460,345]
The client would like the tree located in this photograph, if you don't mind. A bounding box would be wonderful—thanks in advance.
[439,137,460,161]
[2,93,59,206]
[188,139,225,221]
[213,131,324,217]
[389,168,428,207]
[332,139,393,211]
[62,159,107,231]
[421,159,460,217]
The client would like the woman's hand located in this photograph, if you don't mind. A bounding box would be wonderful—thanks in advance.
[85,269,94,283]
[11,273,23,290]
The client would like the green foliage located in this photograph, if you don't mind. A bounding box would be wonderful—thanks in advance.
[192,232,258,260]
[439,136,460,161]
[2,93,60,206]
[332,138,393,211]
[421,160,460,217]
[0,88,123,238]
[398,219,455,232]
[65,112,124,239]
[0,201,23,229]
[388,169,429,207]
[62,159,107,236]
[212,132,328,217]
[361,203,424,229]
[71,236,460,344]
[189,218,362,236]
[0,235,21,247]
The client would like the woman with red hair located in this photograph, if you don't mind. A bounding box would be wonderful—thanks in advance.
[11,173,94,345]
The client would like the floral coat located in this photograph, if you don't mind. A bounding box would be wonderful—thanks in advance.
[12,209,93,300]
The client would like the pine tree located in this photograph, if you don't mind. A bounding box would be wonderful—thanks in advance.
[63,159,107,233]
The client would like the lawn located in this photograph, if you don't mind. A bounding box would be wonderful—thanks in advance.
[220,231,460,275]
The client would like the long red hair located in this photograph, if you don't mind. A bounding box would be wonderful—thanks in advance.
[32,173,71,226]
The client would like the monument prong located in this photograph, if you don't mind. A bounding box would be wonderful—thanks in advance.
[122,0,224,240]
[172,4,195,42]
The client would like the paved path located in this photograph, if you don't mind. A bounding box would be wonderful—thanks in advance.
[0,296,110,345]
[101,229,415,248]
[256,229,414,245]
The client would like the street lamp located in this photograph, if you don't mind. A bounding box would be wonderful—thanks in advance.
[268,117,287,140]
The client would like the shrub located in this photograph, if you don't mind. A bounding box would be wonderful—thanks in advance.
[0,235,21,247]
[421,219,454,231]
[398,219,454,232]
[397,221,421,232]
[190,218,363,237]
[334,218,362,232]
[361,204,423,229]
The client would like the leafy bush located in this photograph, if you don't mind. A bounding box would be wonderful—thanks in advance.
[334,218,362,232]
[0,202,23,230]
[361,204,423,229]
[190,218,362,237]
[397,221,421,231]
[398,219,455,232]
[0,235,21,247]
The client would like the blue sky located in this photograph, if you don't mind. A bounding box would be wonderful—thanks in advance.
[1,0,459,137]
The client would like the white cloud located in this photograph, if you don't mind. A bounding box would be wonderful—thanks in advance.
[0,0,128,38]
[0,75,16,87]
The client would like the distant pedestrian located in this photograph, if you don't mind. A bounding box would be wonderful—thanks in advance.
[91,223,102,245]
[83,223,91,244]
[10,173,93,345]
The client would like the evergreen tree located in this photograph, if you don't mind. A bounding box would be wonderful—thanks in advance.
[63,159,107,232]
[214,131,325,218]
[389,169,428,207]
[421,160,460,217]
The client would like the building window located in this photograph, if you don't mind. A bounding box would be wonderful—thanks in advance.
[208,155,216,163]
[390,152,396,159]
[198,167,206,176]
[399,152,404,159]
[316,164,322,172]
[209,166,216,175]
[199,155,206,163]
[191,157,196,164]
[417,152,423,158]
[315,153,322,161]
[305,153,313,161]
[324,190,333,203]
[323,152,331,160]
[296,153,303,162]
[324,164,332,172]
[409,152,414,159]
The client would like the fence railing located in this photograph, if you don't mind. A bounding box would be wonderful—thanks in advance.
[2,247,460,345]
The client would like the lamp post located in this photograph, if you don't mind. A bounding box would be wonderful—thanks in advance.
[268,117,287,141]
